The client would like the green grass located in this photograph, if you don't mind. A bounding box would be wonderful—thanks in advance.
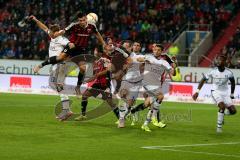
[0,93,239,160]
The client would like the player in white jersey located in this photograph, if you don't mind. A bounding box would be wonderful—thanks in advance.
[29,15,73,121]
[137,44,176,132]
[193,54,236,133]
[117,41,144,127]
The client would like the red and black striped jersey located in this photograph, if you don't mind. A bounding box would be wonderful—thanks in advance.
[69,23,97,48]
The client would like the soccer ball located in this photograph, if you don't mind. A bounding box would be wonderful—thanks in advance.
[87,13,98,24]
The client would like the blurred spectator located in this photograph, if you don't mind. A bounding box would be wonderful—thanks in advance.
[0,0,239,60]
[168,43,179,57]
[226,56,235,68]
[2,44,17,59]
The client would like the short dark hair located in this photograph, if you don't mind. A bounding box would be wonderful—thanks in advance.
[133,41,141,46]
[155,44,164,51]
[49,24,60,32]
[76,11,86,18]
[122,40,133,47]
[218,54,227,60]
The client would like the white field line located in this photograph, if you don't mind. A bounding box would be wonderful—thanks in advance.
[142,142,240,158]
[142,142,240,149]
[157,148,240,158]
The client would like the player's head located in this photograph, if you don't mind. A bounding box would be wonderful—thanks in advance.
[153,44,164,57]
[48,24,60,37]
[48,24,60,38]
[216,54,227,67]
[132,41,141,53]
[106,37,113,45]
[104,43,114,56]
[94,45,103,58]
[77,11,87,27]
[122,40,132,53]
[152,43,157,52]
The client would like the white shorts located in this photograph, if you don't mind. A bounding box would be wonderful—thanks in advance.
[211,90,233,107]
[143,84,162,97]
[49,63,68,85]
[119,80,142,100]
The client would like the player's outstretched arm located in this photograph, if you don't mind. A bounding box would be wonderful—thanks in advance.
[192,78,207,101]
[95,32,106,47]
[29,15,48,33]
[229,77,235,99]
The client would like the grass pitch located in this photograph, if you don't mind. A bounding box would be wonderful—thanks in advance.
[0,93,239,160]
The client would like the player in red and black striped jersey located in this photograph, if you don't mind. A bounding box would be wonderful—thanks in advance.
[75,46,119,120]
[33,11,105,95]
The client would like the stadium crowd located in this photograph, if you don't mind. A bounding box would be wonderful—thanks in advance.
[0,0,240,61]
[217,26,240,69]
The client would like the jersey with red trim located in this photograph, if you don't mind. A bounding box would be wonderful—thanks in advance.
[69,23,97,48]
[90,57,110,87]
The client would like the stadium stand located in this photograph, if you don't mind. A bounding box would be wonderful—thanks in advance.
[0,0,240,63]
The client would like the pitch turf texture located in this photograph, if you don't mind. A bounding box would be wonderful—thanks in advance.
[0,93,239,160]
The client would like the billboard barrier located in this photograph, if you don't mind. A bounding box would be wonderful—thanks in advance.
[1,74,240,105]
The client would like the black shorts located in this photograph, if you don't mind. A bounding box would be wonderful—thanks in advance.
[65,46,87,57]
[87,83,111,100]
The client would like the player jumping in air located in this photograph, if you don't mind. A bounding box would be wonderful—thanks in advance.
[29,15,73,121]
[192,54,237,133]
[33,11,105,96]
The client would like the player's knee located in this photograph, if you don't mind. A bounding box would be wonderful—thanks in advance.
[218,102,225,111]
[119,89,128,99]
[144,97,151,107]
[143,92,148,99]
[58,53,67,61]
[229,106,237,115]
[157,94,164,101]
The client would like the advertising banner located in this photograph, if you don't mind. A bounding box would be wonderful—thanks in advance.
[1,74,240,105]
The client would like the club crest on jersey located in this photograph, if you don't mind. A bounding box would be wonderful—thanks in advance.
[87,28,91,33]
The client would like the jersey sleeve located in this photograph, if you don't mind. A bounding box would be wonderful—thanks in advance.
[59,37,70,46]
[162,60,172,73]
[203,69,213,80]
[228,70,234,78]
[89,23,98,33]
[144,54,153,62]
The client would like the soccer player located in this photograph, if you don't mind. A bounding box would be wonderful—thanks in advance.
[29,15,73,120]
[136,44,176,132]
[118,41,144,127]
[33,11,105,95]
[110,40,132,95]
[192,54,237,133]
[74,45,119,120]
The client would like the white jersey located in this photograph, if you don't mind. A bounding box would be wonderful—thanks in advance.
[49,36,69,57]
[204,67,234,92]
[122,52,144,82]
[143,54,172,86]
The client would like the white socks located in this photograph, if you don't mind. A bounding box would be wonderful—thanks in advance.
[60,94,70,110]
[217,112,224,129]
